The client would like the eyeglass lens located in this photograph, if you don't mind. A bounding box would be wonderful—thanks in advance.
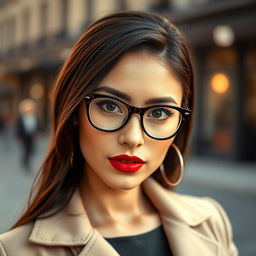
[88,97,182,139]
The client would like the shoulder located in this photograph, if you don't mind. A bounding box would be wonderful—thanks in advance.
[176,193,227,218]
[0,223,34,255]
[165,191,232,230]
[169,193,238,255]
[176,193,233,230]
[0,223,70,256]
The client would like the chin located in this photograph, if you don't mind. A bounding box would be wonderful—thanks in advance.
[107,178,143,191]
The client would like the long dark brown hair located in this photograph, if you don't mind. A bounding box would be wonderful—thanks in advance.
[12,10,194,229]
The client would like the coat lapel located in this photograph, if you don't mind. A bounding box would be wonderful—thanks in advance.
[161,216,219,255]
[143,178,220,256]
[29,190,93,246]
[78,230,119,256]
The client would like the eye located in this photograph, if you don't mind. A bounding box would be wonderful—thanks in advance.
[96,100,122,113]
[147,108,171,120]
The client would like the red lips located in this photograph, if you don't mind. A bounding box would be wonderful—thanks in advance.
[108,154,145,173]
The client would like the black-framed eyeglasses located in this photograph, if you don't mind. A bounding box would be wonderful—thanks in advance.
[84,94,191,140]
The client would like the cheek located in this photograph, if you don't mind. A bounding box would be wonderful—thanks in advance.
[78,108,114,170]
[147,138,174,170]
[158,140,173,158]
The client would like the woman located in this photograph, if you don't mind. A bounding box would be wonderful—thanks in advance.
[0,11,237,255]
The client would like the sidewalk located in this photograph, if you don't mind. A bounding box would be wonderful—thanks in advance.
[0,134,49,232]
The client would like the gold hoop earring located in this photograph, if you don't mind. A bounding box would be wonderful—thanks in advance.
[160,143,184,187]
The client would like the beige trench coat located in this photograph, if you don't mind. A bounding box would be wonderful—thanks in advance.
[0,178,238,256]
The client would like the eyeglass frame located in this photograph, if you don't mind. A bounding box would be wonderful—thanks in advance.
[84,93,191,140]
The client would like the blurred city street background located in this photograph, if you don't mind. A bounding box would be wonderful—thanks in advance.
[0,0,256,255]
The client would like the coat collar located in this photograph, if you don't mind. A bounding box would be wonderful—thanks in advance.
[29,189,93,246]
[142,178,220,255]
[142,177,213,226]
[29,178,217,254]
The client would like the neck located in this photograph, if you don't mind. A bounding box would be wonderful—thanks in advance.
[79,166,158,230]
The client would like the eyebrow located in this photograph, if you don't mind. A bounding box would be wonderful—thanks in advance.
[92,86,178,105]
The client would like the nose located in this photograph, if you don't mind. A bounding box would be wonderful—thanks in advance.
[118,114,145,149]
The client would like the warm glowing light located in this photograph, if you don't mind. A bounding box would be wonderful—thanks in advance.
[213,25,234,47]
[30,84,44,99]
[211,73,230,94]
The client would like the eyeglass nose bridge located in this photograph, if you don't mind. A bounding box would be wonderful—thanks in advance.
[127,105,147,124]
[124,105,146,131]
[128,106,143,115]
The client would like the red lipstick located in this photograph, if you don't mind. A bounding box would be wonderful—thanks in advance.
[108,154,145,173]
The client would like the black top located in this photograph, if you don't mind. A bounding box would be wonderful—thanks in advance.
[105,225,173,256]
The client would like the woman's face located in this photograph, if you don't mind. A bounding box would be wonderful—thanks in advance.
[78,51,183,190]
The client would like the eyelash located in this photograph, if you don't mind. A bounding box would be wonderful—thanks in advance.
[147,108,172,120]
[96,101,122,113]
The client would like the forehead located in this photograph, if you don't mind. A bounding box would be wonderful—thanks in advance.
[97,52,183,105]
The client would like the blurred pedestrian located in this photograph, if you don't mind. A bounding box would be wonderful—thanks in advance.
[16,99,39,171]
